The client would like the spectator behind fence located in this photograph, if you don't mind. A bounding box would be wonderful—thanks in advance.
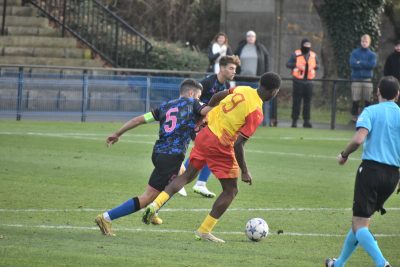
[349,34,377,122]
[383,40,400,105]
[286,38,319,128]
[207,32,233,74]
[235,30,274,126]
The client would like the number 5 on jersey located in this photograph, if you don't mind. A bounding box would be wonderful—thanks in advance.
[164,107,179,133]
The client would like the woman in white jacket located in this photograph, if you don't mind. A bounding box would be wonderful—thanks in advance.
[207,32,233,73]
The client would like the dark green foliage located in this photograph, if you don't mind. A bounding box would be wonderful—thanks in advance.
[112,0,220,50]
[97,0,218,70]
[384,1,400,40]
[146,41,208,71]
[318,0,385,78]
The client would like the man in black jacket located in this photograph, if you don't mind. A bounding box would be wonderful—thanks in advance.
[384,41,400,105]
[286,38,319,128]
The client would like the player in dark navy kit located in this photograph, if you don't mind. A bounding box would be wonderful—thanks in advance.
[95,79,211,236]
[180,55,241,198]
[326,76,400,267]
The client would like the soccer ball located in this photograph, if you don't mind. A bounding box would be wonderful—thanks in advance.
[245,218,269,242]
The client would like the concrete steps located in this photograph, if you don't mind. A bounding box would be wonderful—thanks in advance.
[1,47,90,59]
[0,6,37,16]
[0,0,23,5]
[0,15,48,27]
[6,26,58,37]
[0,56,104,67]
[0,1,105,68]
[0,36,78,48]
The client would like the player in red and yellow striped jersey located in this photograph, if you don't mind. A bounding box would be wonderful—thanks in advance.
[143,72,281,242]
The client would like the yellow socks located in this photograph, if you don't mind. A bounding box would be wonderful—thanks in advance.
[153,191,170,209]
[197,214,218,233]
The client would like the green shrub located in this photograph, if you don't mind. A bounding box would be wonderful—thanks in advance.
[147,40,208,72]
[318,0,385,78]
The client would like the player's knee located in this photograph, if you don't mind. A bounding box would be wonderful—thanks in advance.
[228,187,238,198]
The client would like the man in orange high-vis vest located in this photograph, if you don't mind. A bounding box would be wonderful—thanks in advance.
[286,38,319,128]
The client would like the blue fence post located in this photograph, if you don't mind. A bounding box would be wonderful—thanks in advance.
[330,81,337,130]
[81,70,88,122]
[16,67,24,121]
[146,75,151,112]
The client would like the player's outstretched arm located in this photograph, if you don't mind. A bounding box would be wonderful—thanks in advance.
[200,106,213,116]
[106,115,146,146]
[208,90,230,107]
[234,134,252,185]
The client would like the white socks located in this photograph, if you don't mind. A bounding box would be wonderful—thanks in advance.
[103,212,112,222]
[195,181,206,187]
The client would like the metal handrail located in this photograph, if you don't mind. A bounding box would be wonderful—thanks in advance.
[24,0,152,68]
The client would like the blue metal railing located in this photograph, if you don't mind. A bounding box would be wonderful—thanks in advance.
[0,64,374,129]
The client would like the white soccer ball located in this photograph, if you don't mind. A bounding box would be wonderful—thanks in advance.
[245,218,269,242]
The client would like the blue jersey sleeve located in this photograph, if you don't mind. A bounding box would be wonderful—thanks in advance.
[193,99,206,116]
[356,108,371,131]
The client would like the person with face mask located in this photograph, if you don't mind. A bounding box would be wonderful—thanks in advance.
[286,38,319,128]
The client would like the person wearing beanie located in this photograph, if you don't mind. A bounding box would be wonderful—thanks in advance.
[286,38,319,128]
[235,30,274,127]
[349,34,377,122]
[235,30,269,76]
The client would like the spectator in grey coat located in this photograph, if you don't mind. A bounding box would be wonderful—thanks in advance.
[235,30,274,126]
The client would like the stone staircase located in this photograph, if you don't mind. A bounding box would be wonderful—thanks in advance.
[0,0,104,68]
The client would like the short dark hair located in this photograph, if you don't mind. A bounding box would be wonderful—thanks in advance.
[219,55,241,67]
[378,76,399,100]
[179,79,203,94]
[260,72,281,91]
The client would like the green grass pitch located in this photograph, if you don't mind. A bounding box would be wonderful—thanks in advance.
[0,120,399,267]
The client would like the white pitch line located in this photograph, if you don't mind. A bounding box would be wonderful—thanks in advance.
[0,131,356,161]
[245,149,357,161]
[1,223,399,238]
[1,207,399,212]
[0,131,350,141]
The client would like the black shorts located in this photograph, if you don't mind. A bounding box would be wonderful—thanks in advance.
[353,160,399,218]
[148,152,184,192]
